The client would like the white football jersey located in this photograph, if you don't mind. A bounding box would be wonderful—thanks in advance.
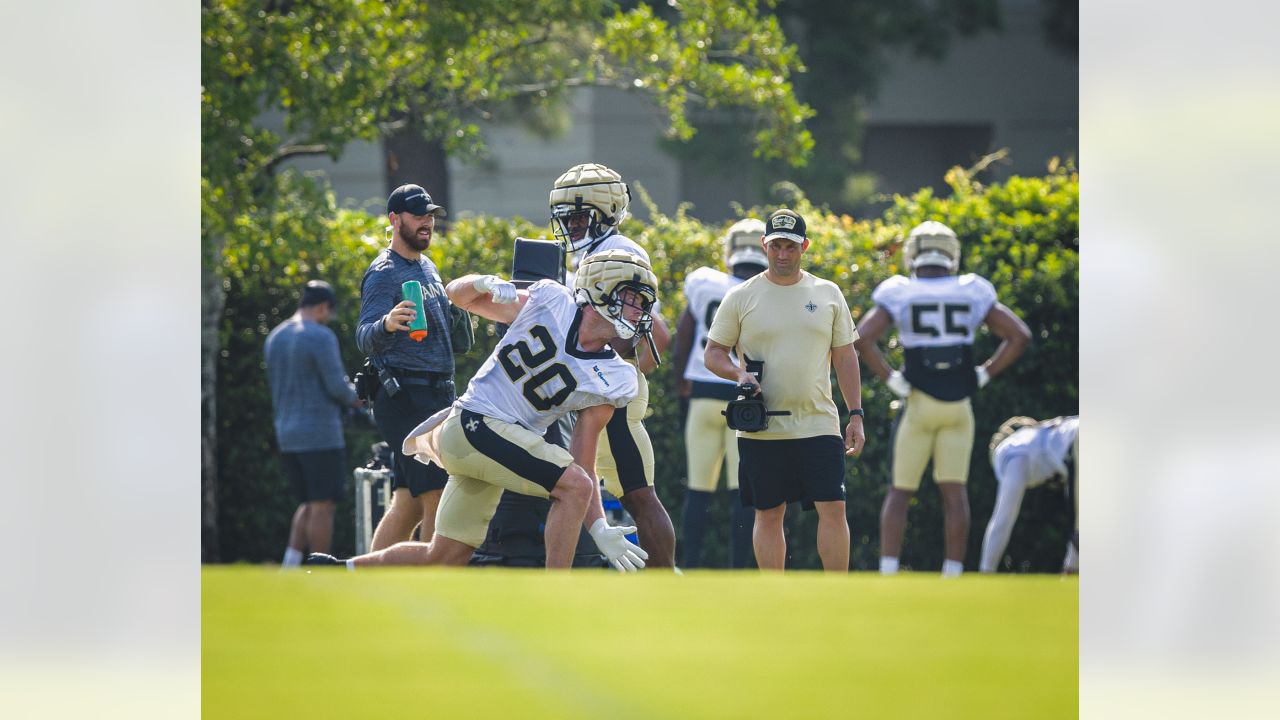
[871,273,997,348]
[567,233,658,309]
[458,280,638,432]
[681,266,741,385]
[570,231,651,267]
[994,416,1079,488]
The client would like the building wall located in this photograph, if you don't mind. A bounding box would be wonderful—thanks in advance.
[446,89,681,228]
[864,0,1077,194]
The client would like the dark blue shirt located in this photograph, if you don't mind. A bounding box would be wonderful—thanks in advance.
[356,248,454,373]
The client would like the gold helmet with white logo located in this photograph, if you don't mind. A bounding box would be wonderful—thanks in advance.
[903,220,962,273]
[573,249,657,340]
[550,163,631,252]
[988,416,1040,466]
[721,218,767,269]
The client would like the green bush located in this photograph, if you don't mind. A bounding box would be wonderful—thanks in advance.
[215,163,1077,571]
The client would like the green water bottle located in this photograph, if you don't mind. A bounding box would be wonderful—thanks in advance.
[401,280,429,342]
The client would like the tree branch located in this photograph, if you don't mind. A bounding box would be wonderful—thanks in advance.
[261,143,331,176]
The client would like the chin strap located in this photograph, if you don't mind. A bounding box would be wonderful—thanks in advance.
[644,332,661,367]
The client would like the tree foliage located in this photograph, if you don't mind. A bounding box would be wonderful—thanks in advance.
[216,162,1077,571]
[202,0,815,226]
[668,0,1018,213]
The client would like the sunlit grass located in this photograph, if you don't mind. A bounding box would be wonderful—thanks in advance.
[203,567,1076,719]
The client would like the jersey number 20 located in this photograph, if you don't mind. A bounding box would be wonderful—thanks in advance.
[497,325,577,411]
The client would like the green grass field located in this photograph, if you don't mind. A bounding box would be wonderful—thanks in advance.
[203,567,1076,719]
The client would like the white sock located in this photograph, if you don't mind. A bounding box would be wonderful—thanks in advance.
[879,556,899,575]
[282,547,303,568]
[345,559,356,571]
[941,559,963,577]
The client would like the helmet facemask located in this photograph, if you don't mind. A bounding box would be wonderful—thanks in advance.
[600,281,657,340]
[551,204,610,252]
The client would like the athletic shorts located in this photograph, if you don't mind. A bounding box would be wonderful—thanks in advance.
[374,382,453,496]
[433,408,573,549]
[737,435,846,511]
[684,397,740,492]
[596,371,654,498]
[891,390,975,490]
[282,448,347,503]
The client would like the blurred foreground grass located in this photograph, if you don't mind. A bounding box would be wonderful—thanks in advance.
[203,567,1076,719]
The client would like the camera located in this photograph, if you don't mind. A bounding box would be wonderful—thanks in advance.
[354,359,378,401]
[355,356,400,400]
[722,383,790,432]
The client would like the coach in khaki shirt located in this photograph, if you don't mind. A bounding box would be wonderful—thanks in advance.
[704,208,866,572]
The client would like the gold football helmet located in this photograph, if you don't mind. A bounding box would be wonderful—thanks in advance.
[988,416,1040,466]
[573,249,657,340]
[550,163,631,252]
[721,218,767,269]
[904,220,962,273]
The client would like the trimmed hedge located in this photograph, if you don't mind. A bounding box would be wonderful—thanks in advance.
[215,163,1077,571]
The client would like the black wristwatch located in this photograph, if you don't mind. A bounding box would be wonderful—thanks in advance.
[848,408,864,418]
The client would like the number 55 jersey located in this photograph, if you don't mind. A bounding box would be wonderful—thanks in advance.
[871,273,997,401]
[460,279,639,431]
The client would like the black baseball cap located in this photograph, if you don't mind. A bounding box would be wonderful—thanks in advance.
[299,280,337,308]
[764,208,806,243]
[387,184,447,217]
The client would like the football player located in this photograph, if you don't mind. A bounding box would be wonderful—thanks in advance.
[855,221,1032,577]
[671,218,768,568]
[980,415,1079,574]
[549,163,678,568]
[308,251,656,571]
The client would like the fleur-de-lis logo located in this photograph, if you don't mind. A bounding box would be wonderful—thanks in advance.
[465,418,479,432]
[805,301,817,313]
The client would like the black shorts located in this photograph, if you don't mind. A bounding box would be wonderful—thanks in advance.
[737,435,846,511]
[373,382,453,496]
[282,449,347,503]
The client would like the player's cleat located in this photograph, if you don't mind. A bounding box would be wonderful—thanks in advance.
[304,553,343,566]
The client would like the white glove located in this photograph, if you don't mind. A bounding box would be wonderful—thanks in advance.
[887,370,912,399]
[975,366,991,389]
[473,275,517,304]
[589,517,648,572]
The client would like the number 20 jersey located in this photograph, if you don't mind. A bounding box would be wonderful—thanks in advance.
[458,280,639,433]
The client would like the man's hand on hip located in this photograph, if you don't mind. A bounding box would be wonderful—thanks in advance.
[887,370,912,398]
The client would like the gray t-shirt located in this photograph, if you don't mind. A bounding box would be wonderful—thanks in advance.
[264,316,358,452]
